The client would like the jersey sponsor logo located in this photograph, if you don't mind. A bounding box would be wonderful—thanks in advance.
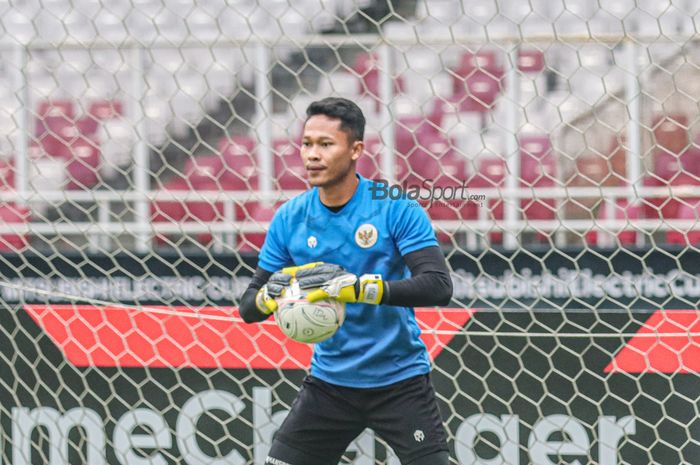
[23,305,473,368]
[307,235,317,248]
[355,224,378,248]
[413,429,425,442]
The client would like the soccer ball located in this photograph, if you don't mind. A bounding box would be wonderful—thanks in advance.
[275,281,346,344]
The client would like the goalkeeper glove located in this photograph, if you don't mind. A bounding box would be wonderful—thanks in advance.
[295,263,384,305]
[255,262,324,314]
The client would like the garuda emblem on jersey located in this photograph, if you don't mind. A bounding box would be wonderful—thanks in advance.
[355,224,378,248]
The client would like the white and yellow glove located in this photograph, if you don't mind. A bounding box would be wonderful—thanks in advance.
[295,263,384,305]
[255,262,323,315]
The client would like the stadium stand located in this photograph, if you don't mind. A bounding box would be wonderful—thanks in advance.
[1,0,699,250]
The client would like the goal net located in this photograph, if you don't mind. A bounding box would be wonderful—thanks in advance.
[0,0,698,464]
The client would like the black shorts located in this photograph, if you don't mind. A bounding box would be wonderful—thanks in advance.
[266,373,449,465]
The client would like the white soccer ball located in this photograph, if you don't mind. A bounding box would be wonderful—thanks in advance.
[275,281,346,344]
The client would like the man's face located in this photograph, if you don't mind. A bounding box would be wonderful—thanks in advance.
[301,115,362,188]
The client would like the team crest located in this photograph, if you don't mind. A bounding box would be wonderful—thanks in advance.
[355,224,378,248]
[307,236,318,248]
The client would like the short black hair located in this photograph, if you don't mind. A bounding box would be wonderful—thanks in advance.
[305,97,366,143]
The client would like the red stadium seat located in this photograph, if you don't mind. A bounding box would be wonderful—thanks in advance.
[452,49,503,96]
[648,114,693,219]
[65,137,100,190]
[151,177,188,246]
[667,200,700,246]
[36,99,75,122]
[78,99,124,135]
[353,52,405,100]
[181,157,227,241]
[356,136,382,179]
[471,157,506,243]
[517,48,545,73]
[273,139,307,190]
[36,100,76,155]
[152,175,226,246]
[403,133,464,187]
[433,149,467,187]
[184,154,225,190]
[653,114,688,158]
[520,135,556,240]
[644,171,700,223]
[38,120,80,157]
[0,203,30,252]
[520,135,556,185]
[586,199,642,247]
[152,177,188,221]
[356,137,412,184]
[236,201,282,253]
[452,72,501,112]
[0,159,14,190]
[218,136,258,189]
[426,152,475,244]
[681,144,700,177]
[455,49,502,76]
[89,99,124,120]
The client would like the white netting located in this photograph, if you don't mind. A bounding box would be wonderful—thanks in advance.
[0,1,699,464]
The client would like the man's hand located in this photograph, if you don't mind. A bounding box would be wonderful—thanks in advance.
[255,262,324,315]
[296,263,384,305]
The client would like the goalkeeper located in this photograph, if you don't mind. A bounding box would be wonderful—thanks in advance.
[239,97,453,465]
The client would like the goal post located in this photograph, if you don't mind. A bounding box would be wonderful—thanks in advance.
[0,1,699,464]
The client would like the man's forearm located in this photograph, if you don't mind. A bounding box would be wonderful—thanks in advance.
[381,246,453,307]
[239,267,273,323]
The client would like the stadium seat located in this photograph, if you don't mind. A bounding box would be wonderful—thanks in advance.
[681,142,700,177]
[152,175,224,246]
[433,149,468,187]
[353,52,406,100]
[273,139,307,190]
[426,152,476,244]
[0,203,30,252]
[653,150,684,181]
[520,134,557,240]
[0,159,14,190]
[356,136,412,184]
[356,136,382,179]
[236,201,282,253]
[36,99,79,157]
[151,177,188,245]
[644,172,700,223]
[218,136,258,190]
[653,114,689,158]
[404,132,461,185]
[452,49,503,96]
[470,157,506,243]
[666,201,700,246]
[78,99,124,135]
[36,99,75,123]
[452,71,501,112]
[184,154,225,190]
[586,199,642,247]
[65,137,101,190]
[520,134,556,186]
[517,48,546,73]
[644,115,700,221]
